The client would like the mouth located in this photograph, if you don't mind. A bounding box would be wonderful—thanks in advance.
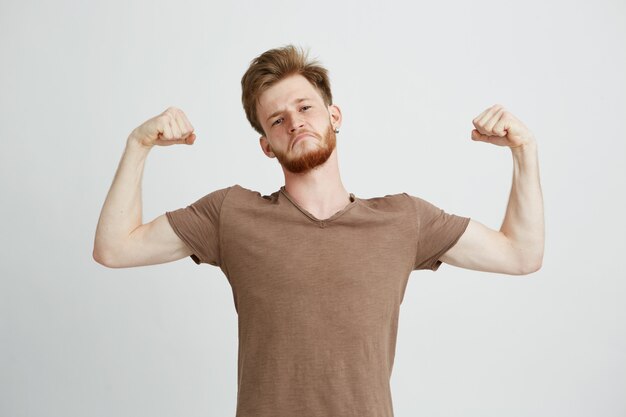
[291,133,315,149]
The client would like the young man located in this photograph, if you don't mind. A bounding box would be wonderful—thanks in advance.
[93,45,544,417]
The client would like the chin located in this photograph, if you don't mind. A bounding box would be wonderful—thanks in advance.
[276,125,337,174]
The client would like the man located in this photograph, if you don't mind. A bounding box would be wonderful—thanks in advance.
[93,45,544,417]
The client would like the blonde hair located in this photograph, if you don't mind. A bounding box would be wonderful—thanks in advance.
[241,45,333,135]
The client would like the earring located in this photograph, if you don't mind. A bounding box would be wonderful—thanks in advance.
[334,128,340,134]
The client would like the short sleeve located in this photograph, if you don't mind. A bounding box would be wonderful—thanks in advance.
[165,186,233,266]
[406,193,471,271]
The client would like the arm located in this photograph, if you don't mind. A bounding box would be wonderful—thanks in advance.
[440,105,545,275]
[92,107,197,268]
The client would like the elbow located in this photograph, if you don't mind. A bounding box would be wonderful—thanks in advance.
[518,254,543,275]
[520,261,542,275]
[93,248,109,267]
[504,244,543,275]
[93,247,118,268]
[93,237,109,267]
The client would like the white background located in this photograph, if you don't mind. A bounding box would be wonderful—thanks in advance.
[1,0,625,416]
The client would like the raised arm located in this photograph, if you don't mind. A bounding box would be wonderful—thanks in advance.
[93,107,197,268]
[440,104,544,275]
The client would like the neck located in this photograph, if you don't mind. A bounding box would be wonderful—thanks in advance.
[282,148,351,215]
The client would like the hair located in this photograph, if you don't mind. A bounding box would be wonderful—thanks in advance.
[241,44,333,136]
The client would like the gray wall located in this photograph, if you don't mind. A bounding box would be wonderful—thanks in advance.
[1,0,624,416]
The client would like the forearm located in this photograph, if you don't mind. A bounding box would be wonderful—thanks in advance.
[500,140,545,270]
[93,134,152,260]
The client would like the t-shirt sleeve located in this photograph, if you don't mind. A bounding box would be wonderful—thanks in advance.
[165,186,233,266]
[405,193,471,271]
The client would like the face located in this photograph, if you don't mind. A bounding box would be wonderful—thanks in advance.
[256,74,341,174]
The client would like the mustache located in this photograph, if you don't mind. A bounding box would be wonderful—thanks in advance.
[291,130,321,141]
[290,130,321,148]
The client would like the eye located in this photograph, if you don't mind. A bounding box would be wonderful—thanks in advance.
[272,117,283,127]
[301,105,312,111]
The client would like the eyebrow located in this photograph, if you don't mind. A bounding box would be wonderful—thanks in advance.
[266,98,310,122]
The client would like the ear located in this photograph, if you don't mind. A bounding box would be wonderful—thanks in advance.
[259,136,276,158]
[328,104,342,131]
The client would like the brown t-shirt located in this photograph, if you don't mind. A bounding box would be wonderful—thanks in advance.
[165,184,470,417]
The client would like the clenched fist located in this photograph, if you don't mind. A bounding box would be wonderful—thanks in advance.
[129,107,196,148]
[471,104,535,149]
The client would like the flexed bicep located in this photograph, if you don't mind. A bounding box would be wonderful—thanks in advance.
[439,219,536,275]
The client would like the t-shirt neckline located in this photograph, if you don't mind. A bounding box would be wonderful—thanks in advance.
[279,186,358,224]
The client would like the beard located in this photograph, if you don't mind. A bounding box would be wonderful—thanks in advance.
[272,124,337,174]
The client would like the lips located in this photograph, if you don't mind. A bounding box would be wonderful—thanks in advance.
[291,132,316,149]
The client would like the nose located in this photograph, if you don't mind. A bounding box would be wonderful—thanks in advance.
[287,112,305,133]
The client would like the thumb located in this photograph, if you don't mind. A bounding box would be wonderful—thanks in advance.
[471,129,490,142]
[184,133,196,145]
[471,129,508,146]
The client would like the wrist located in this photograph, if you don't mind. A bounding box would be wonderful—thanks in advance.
[126,132,154,152]
[510,138,537,155]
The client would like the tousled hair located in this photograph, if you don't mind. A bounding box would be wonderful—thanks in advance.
[241,44,333,136]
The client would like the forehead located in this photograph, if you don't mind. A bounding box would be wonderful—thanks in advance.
[257,74,323,117]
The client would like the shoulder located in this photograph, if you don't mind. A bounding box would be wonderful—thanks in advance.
[401,192,445,214]
[356,191,414,213]
[358,192,452,219]
[222,184,281,206]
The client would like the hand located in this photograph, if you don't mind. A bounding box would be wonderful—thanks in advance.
[471,104,535,149]
[129,107,196,148]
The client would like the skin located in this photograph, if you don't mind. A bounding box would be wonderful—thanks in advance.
[441,105,544,274]
[255,74,351,221]
[94,78,544,275]
[92,107,198,267]
[257,80,544,275]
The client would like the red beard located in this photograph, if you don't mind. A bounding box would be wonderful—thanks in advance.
[272,124,337,174]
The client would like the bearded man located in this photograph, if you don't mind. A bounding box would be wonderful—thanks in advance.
[93,44,544,417]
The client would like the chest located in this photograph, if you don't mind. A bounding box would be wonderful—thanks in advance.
[220,212,415,307]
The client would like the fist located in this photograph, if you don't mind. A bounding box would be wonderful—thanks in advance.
[471,104,535,149]
[130,107,196,148]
